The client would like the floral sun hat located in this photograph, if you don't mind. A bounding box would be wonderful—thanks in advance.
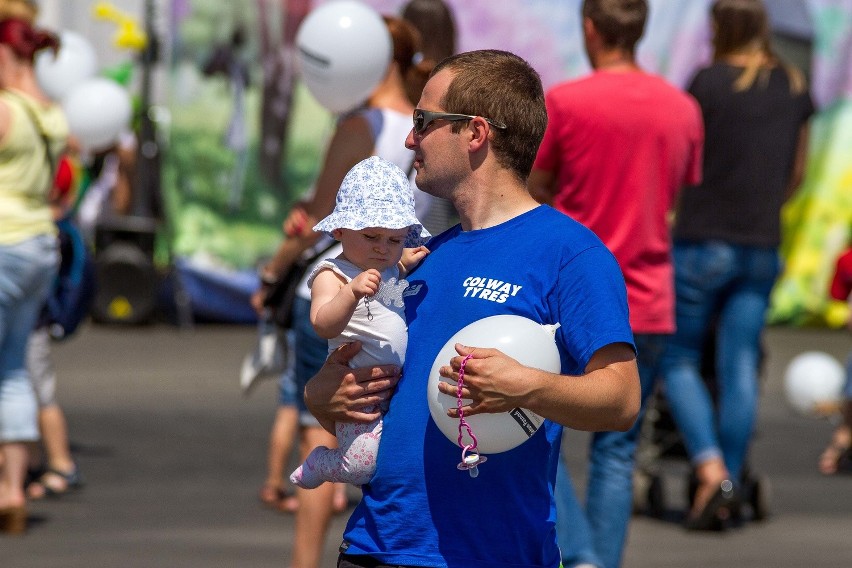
[313,156,431,247]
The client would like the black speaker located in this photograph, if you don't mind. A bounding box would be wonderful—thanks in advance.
[91,216,159,324]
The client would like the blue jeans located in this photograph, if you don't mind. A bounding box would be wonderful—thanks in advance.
[557,334,665,568]
[660,241,779,480]
[277,329,298,407]
[0,234,59,441]
[291,295,329,427]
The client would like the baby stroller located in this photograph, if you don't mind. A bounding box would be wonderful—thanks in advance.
[632,327,772,523]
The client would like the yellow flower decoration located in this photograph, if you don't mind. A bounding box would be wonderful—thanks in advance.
[92,1,148,52]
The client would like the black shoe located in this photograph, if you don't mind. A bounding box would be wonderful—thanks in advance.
[684,479,736,532]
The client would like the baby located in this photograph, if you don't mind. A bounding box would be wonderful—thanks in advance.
[289,156,430,488]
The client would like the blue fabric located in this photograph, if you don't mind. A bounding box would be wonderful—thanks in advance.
[557,333,666,568]
[554,460,600,568]
[660,241,780,480]
[292,295,329,425]
[0,234,59,441]
[844,353,852,400]
[173,257,260,324]
[276,329,298,407]
[41,217,96,339]
[340,206,634,568]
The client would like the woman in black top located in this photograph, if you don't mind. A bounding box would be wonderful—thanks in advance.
[660,0,814,531]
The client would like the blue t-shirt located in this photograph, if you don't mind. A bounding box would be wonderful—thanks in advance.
[340,206,634,568]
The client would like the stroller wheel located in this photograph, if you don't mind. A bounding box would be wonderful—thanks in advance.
[647,474,666,518]
[632,469,652,514]
[686,469,698,508]
[747,473,771,521]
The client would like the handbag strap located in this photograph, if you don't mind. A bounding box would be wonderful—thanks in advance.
[305,237,339,264]
[5,90,56,176]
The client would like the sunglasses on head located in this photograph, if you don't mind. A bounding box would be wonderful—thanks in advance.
[412,108,507,135]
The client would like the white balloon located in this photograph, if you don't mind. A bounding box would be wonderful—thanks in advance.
[63,78,132,152]
[427,315,562,454]
[783,351,845,416]
[35,30,98,101]
[296,0,391,113]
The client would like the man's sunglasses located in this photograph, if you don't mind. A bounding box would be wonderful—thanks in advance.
[412,108,507,135]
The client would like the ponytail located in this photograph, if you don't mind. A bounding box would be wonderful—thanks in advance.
[0,18,60,64]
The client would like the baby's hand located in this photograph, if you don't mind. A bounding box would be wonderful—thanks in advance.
[350,269,382,299]
[400,246,430,275]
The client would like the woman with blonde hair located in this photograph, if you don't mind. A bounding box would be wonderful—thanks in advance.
[660,0,814,531]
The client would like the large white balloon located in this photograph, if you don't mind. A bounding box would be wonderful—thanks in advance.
[35,30,98,101]
[63,78,132,152]
[427,315,562,454]
[783,351,845,416]
[296,0,391,113]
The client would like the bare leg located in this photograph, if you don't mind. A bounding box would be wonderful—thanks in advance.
[689,457,732,522]
[260,405,299,511]
[332,482,349,514]
[819,400,852,475]
[290,426,338,568]
[39,405,75,473]
[0,442,28,509]
[26,405,79,499]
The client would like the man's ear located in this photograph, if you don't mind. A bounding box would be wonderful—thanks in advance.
[467,116,491,152]
[583,16,596,39]
[331,228,344,240]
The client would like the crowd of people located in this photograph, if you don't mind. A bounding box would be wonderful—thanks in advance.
[2,1,847,568]
[248,1,828,567]
[0,1,125,536]
[0,12,70,535]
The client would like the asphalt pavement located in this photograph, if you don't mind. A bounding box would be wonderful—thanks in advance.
[2,322,851,567]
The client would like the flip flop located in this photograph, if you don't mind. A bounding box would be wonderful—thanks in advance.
[26,467,83,500]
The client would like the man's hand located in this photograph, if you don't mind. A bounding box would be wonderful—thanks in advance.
[283,203,316,238]
[437,342,640,431]
[250,288,267,316]
[304,341,402,434]
[437,344,529,418]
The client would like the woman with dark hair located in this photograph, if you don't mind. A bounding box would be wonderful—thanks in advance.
[401,0,455,63]
[0,17,68,534]
[660,0,814,531]
[400,0,456,105]
[251,16,437,567]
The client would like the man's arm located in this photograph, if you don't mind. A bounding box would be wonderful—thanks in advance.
[438,341,641,432]
[250,232,319,315]
[303,341,402,434]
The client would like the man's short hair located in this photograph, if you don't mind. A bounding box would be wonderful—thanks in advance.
[432,49,547,181]
[583,0,648,52]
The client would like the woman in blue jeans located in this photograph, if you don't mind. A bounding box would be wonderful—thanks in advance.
[0,18,68,534]
[659,0,813,531]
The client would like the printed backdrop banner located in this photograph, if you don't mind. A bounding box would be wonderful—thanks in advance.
[163,0,851,324]
[769,0,852,327]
